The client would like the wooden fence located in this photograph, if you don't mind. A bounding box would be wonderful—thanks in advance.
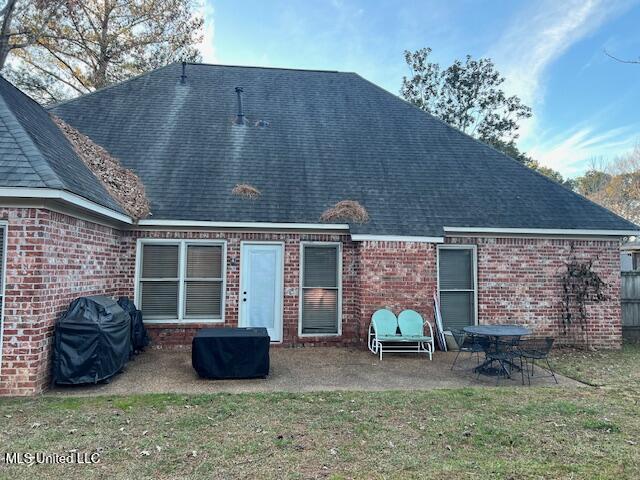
[622,271,640,341]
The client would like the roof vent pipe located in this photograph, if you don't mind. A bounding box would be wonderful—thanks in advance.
[180,61,187,84]
[234,87,245,125]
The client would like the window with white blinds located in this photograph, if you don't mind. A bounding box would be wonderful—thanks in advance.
[438,246,476,331]
[138,241,225,322]
[300,244,341,335]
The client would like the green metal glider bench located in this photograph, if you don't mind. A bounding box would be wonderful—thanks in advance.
[368,309,435,360]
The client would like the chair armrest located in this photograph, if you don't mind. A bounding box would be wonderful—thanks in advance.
[423,320,434,339]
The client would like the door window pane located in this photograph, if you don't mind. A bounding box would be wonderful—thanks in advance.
[247,249,277,328]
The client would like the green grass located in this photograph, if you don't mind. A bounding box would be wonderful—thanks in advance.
[552,343,640,388]
[1,346,639,479]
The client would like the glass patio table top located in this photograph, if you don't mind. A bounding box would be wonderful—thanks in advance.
[463,325,531,337]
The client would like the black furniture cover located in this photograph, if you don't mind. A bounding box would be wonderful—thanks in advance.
[192,328,270,379]
[117,296,150,353]
[52,296,131,385]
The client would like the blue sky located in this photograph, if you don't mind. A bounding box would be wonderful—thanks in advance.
[201,0,640,177]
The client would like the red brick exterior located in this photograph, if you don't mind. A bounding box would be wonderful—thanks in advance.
[447,236,622,348]
[0,207,623,396]
[118,230,360,349]
[0,208,125,396]
[356,241,438,341]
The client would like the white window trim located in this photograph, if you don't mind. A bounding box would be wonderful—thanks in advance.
[298,241,343,337]
[0,221,7,377]
[436,244,478,327]
[134,238,227,324]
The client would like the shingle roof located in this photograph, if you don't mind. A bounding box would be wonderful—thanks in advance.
[0,76,126,214]
[50,62,637,235]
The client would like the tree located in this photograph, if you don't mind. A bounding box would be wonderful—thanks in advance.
[401,47,532,147]
[4,0,203,104]
[575,169,612,196]
[574,146,640,224]
[400,48,573,187]
[0,0,65,69]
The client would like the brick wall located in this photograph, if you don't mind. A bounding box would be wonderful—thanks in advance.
[446,236,622,348]
[119,230,360,349]
[0,205,624,396]
[0,208,124,396]
[356,241,438,341]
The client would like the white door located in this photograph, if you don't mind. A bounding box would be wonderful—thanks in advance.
[239,243,284,342]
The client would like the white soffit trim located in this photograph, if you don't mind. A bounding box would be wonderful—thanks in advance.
[351,234,445,243]
[0,187,132,223]
[136,219,350,230]
[443,226,640,237]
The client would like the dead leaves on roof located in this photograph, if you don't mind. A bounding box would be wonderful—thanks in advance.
[53,116,150,220]
[321,200,369,224]
[232,183,261,199]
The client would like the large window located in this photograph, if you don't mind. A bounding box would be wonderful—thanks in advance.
[438,246,477,330]
[299,243,341,335]
[137,241,225,322]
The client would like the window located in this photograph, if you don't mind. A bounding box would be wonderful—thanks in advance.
[137,241,225,322]
[300,243,341,335]
[438,246,477,330]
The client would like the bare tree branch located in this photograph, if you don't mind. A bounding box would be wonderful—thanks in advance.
[604,49,640,64]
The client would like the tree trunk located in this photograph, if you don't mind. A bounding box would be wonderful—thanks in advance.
[0,0,18,70]
[94,0,113,89]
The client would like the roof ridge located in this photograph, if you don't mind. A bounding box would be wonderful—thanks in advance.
[184,62,347,74]
[0,89,64,189]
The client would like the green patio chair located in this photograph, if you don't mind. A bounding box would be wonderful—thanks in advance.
[398,309,435,360]
[368,309,398,360]
[368,309,434,360]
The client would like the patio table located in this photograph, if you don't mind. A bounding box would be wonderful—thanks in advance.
[462,325,531,377]
[192,327,270,379]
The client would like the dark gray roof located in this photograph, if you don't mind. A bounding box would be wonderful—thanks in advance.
[0,76,125,214]
[51,63,637,235]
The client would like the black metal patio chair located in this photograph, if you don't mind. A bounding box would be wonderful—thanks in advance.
[449,329,489,370]
[514,337,558,385]
[480,336,521,384]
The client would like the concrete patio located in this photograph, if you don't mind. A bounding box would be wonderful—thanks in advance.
[48,347,582,396]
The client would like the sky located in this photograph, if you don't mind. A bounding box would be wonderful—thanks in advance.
[201,0,640,178]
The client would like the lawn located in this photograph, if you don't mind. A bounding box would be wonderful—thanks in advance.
[1,346,639,479]
[552,343,640,389]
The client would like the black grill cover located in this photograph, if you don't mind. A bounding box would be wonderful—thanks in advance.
[117,296,149,353]
[52,296,131,385]
[192,328,270,379]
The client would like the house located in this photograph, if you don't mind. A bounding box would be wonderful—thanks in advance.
[621,238,640,272]
[0,63,637,396]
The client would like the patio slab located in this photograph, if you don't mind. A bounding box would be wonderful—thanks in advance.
[49,347,583,396]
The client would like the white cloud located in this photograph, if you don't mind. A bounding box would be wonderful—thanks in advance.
[488,0,632,144]
[491,0,626,108]
[198,2,216,63]
[528,124,639,177]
